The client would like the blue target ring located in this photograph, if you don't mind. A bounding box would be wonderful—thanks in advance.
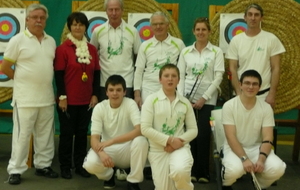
[224,19,247,43]
[134,18,153,42]
[0,13,20,42]
[85,17,107,41]
[0,53,14,82]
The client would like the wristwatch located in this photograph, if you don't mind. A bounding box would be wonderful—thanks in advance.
[59,95,67,100]
[240,155,248,162]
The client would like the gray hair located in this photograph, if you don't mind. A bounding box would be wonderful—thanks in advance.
[26,4,49,19]
[104,0,124,10]
[150,12,169,23]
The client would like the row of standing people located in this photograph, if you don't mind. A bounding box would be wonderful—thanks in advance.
[0,1,286,190]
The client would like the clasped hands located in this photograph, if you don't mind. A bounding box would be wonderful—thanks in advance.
[164,137,184,153]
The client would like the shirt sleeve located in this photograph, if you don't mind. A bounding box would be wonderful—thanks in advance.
[3,35,19,63]
[177,49,186,96]
[225,37,238,60]
[128,99,141,126]
[90,27,100,50]
[133,28,141,55]
[141,96,170,146]
[134,43,147,90]
[90,103,104,135]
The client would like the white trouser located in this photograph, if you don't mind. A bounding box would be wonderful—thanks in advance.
[83,136,148,183]
[222,145,286,189]
[7,105,55,174]
[149,146,194,190]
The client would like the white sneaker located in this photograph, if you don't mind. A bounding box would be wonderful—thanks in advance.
[115,169,127,181]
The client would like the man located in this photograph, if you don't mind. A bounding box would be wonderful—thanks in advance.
[90,0,141,101]
[1,4,58,185]
[221,70,286,190]
[134,11,185,108]
[226,3,285,108]
[83,75,148,190]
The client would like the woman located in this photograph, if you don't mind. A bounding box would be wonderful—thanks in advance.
[141,64,198,190]
[54,12,100,179]
[177,18,225,183]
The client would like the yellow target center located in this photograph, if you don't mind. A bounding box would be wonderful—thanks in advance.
[236,29,244,35]
[143,29,150,37]
[1,24,9,32]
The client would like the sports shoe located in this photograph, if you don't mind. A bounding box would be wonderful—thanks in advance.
[35,167,59,178]
[103,175,116,189]
[127,182,141,190]
[8,174,21,185]
[191,176,197,183]
[115,169,127,180]
[198,177,210,183]
[61,169,72,179]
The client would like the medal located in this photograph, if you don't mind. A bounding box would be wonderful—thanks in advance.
[82,72,88,82]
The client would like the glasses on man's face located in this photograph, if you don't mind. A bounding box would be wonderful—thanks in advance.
[28,15,47,21]
[151,22,167,27]
[242,81,259,87]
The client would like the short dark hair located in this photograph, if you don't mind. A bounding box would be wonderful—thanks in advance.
[245,3,264,16]
[67,12,89,31]
[239,70,262,86]
[193,17,210,31]
[105,75,126,91]
[159,64,180,79]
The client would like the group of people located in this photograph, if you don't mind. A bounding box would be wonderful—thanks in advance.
[0,0,287,190]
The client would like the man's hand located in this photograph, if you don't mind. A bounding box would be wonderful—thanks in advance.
[164,144,175,153]
[98,151,114,168]
[98,140,114,151]
[89,95,98,108]
[254,160,265,173]
[265,93,275,108]
[242,159,255,173]
[134,96,142,109]
[59,99,67,112]
[169,137,184,150]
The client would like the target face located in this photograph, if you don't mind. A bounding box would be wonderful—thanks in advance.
[224,19,247,43]
[134,18,153,42]
[85,17,107,41]
[0,13,20,42]
[0,53,14,82]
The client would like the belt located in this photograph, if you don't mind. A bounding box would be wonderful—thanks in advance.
[257,88,270,96]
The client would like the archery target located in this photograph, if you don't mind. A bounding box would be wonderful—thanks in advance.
[0,13,20,42]
[219,13,246,53]
[224,18,247,43]
[82,11,107,41]
[128,13,153,42]
[134,18,153,41]
[86,17,107,41]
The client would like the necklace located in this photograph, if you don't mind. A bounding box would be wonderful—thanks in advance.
[107,27,124,59]
[67,33,91,82]
[67,33,91,64]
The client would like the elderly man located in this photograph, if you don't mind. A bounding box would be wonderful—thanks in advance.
[1,4,58,185]
[133,11,185,108]
[226,3,285,108]
[90,0,141,101]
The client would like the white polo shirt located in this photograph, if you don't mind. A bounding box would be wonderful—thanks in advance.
[177,42,224,105]
[141,88,197,152]
[226,30,285,91]
[90,97,140,142]
[134,34,185,95]
[90,20,141,87]
[4,29,56,107]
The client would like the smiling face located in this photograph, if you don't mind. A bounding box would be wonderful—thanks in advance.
[193,22,210,43]
[106,83,126,108]
[244,7,263,29]
[70,20,86,40]
[159,68,179,92]
[151,15,169,39]
[240,76,261,98]
[26,9,47,37]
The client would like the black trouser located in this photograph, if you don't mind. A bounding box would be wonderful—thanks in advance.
[98,87,133,102]
[191,105,214,178]
[57,104,92,170]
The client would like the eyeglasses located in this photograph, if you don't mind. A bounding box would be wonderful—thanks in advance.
[28,15,47,21]
[151,22,167,27]
[242,81,260,87]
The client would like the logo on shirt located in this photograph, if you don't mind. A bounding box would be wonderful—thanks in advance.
[162,116,182,135]
[152,55,171,72]
[257,47,265,51]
